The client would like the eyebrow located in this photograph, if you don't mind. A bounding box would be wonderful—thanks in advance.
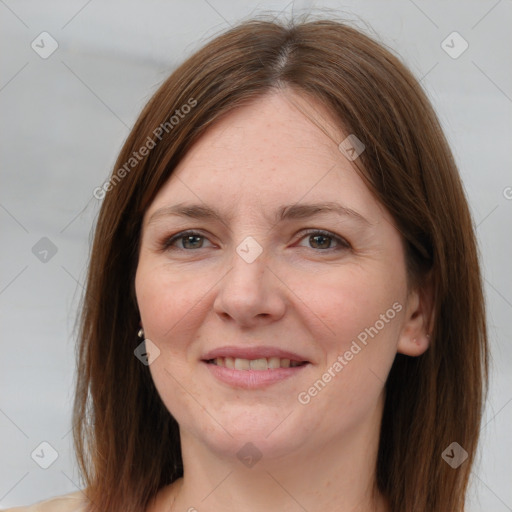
[147,201,372,227]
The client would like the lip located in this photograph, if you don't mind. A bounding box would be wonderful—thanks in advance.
[200,345,311,390]
[203,360,310,389]
[201,345,310,363]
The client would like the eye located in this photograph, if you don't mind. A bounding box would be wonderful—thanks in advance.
[162,230,214,251]
[296,229,350,251]
[160,229,350,252]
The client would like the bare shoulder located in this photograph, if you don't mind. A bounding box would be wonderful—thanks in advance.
[1,491,87,512]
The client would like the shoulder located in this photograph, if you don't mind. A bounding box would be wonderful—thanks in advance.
[1,491,87,512]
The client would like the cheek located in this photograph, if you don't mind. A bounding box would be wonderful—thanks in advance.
[135,261,211,426]
[298,265,404,344]
[293,264,405,403]
[135,260,211,344]
[292,271,404,435]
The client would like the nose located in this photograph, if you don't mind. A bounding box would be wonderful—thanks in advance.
[212,243,287,328]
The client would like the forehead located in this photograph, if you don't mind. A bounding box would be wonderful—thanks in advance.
[145,90,386,226]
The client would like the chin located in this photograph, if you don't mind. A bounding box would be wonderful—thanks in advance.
[179,407,309,461]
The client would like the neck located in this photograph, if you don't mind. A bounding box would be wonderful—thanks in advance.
[157,394,388,512]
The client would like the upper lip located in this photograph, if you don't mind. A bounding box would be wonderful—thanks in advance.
[201,345,310,363]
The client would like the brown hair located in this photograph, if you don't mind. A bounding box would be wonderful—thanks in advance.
[73,15,488,512]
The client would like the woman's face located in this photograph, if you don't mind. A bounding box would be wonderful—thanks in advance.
[135,90,425,462]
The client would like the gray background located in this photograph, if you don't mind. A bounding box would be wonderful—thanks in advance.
[0,0,511,509]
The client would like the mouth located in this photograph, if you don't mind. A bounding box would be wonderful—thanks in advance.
[204,357,309,370]
[200,346,311,389]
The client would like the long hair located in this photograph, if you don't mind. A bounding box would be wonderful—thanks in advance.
[73,15,488,512]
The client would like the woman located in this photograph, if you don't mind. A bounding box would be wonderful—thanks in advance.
[5,15,488,512]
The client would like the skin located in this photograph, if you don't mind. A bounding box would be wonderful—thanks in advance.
[136,89,432,512]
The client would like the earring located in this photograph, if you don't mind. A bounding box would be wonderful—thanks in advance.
[138,328,144,339]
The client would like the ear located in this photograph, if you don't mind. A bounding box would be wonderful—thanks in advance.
[397,274,434,357]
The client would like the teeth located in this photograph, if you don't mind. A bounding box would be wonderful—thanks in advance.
[234,358,250,370]
[250,358,268,370]
[209,357,305,370]
[268,356,280,369]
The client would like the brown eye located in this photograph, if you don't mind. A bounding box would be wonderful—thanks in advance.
[162,231,213,250]
[297,230,350,251]
[161,229,350,253]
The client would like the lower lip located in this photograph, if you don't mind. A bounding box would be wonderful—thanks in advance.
[202,361,310,389]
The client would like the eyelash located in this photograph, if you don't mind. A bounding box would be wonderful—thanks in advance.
[161,229,350,253]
